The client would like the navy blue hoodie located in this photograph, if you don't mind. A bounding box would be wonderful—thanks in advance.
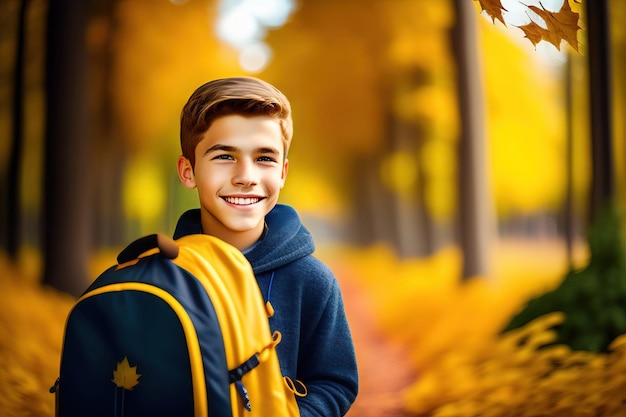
[173,204,358,416]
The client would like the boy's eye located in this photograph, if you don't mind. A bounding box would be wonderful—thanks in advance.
[213,154,234,161]
[257,156,276,163]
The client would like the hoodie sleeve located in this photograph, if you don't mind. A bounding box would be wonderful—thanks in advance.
[295,264,359,417]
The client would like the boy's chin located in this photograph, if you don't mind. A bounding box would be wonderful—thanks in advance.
[223,216,266,232]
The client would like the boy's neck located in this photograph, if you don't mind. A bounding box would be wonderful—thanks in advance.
[200,218,265,251]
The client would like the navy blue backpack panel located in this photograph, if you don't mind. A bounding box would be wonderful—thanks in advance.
[55,239,231,417]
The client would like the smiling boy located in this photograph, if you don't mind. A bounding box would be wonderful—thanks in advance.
[173,77,358,416]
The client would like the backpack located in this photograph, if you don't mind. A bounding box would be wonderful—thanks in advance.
[51,233,303,417]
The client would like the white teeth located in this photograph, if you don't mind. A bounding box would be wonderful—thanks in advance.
[224,197,259,205]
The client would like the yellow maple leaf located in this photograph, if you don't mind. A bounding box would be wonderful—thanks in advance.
[518,20,554,48]
[476,0,581,52]
[475,0,507,25]
[522,1,580,52]
[111,356,142,390]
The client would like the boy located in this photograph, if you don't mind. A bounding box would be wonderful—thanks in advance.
[173,76,358,417]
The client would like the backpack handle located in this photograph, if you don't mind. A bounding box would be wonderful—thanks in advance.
[117,233,179,264]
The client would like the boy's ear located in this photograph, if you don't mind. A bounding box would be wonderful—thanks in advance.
[280,158,289,184]
[177,156,196,189]
[280,159,289,189]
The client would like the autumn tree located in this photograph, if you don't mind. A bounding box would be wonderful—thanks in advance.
[267,0,459,258]
[475,0,617,224]
[584,0,615,221]
[453,0,493,279]
[43,0,93,296]
[89,0,125,248]
[5,0,29,260]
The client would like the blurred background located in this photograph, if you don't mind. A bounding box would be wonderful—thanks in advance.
[1,0,626,416]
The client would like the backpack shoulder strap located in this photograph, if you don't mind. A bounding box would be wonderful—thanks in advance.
[117,233,179,264]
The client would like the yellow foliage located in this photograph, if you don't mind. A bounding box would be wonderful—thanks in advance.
[112,0,241,153]
[480,18,568,215]
[279,169,346,218]
[324,239,626,417]
[0,252,74,417]
[123,155,167,222]
[332,241,567,369]
[380,151,419,196]
[421,137,457,219]
[386,0,454,69]
[404,315,626,417]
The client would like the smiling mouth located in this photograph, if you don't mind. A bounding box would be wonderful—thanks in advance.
[223,196,261,206]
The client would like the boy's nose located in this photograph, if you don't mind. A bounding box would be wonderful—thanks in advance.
[233,161,258,186]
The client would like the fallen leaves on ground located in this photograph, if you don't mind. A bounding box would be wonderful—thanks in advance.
[3,239,626,417]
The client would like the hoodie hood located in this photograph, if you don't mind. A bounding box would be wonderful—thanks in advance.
[173,204,315,275]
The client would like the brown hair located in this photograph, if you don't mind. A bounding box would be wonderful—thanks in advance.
[180,76,293,168]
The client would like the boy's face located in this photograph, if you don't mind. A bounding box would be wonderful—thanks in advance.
[177,114,288,250]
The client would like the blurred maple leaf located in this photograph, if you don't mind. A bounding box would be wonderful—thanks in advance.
[474,0,581,52]
[111,356,142,390]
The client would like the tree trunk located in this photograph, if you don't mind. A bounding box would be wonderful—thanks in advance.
[350,152,396,248]
[388,113,434,259]
[43,0,93,296]
[452,0,494,280]
[563,54,577,266]
[5,0,29,259]
[585,0,614,222]
[91,0,125,249]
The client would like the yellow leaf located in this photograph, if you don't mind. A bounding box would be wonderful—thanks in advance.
[111,356,141,390]
[608,333,626,353]
[521,1,580,52]
[530,1,580,51]
[475,0,507,26]
[518,20,549,48]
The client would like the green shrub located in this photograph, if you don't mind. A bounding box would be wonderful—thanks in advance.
[503,203,626,352]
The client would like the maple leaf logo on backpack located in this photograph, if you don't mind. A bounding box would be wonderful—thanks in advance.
[111,356,141,416]
[112,356,142,390]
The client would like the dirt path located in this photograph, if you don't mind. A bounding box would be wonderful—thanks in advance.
[335,263,418,417]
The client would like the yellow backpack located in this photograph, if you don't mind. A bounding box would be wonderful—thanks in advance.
[53,233,302,417]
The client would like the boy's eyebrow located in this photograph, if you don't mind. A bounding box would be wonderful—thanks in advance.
[204,144,237,154]
[204,143,280,155]
[257,147,280,155]
[204,144,280,155]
